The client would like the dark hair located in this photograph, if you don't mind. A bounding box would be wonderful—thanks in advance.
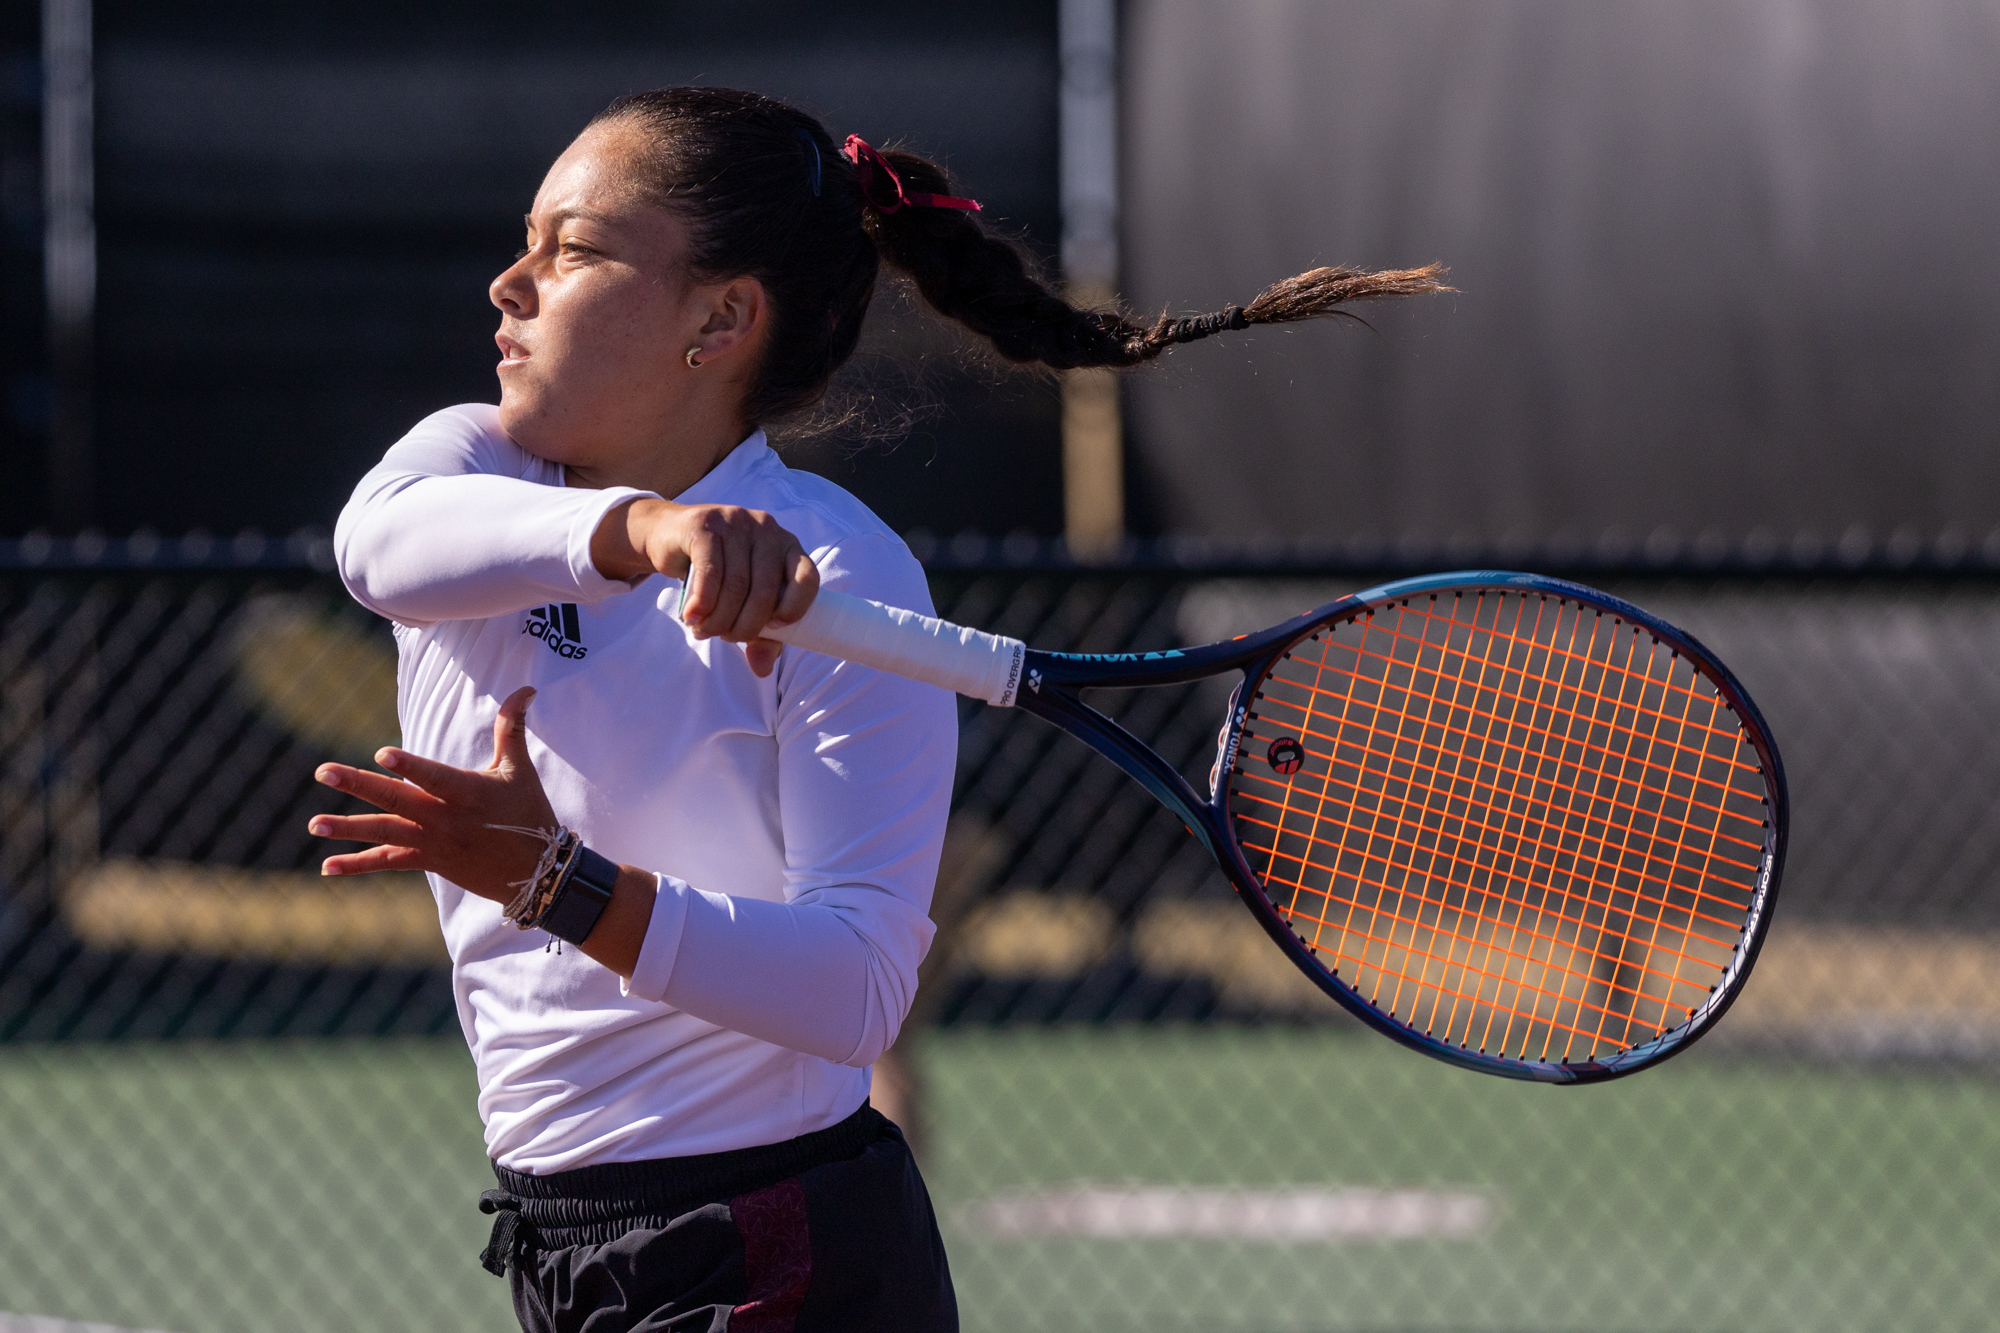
[593,87,1449,427]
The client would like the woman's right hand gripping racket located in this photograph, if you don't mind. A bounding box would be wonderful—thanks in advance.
[762,571,1787,1083]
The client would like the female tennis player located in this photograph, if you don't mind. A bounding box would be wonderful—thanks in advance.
[309,87,1444,1331]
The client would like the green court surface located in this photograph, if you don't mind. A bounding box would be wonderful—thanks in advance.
[2,1030,1995,1332]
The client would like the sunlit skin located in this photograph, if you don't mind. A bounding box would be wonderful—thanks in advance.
[491,120,817,663]
[309,122,825,974]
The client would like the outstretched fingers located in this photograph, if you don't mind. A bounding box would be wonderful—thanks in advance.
[320,843,428,877]
[307,691,558,897]
[311,762,443,876]
[372,744,479,799]
[308,811,426,848]
[315,761,449,815]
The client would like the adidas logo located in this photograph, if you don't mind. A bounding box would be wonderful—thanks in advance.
[523,604,589,659]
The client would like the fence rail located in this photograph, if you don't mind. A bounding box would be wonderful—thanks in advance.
[17,525,2000,575]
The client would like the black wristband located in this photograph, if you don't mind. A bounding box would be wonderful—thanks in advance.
[540,844,620,946]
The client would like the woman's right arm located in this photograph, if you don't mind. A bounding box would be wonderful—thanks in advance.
[334,406,655,626]
[335,407,814,667]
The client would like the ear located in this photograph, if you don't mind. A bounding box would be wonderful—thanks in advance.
[689,276,769,366]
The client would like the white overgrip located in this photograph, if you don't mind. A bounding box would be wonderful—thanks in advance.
[760,589,1027,707]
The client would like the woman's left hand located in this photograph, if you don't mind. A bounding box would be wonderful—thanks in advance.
[309,685,557,902]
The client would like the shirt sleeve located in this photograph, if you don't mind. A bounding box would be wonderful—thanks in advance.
[621,533,957,1068]
[333,404,656,627]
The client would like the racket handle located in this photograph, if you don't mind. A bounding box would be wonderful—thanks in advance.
[761,588,1028,707]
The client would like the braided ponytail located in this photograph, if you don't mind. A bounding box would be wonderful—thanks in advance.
[592,88,1447,432]
[865,147,1449,369]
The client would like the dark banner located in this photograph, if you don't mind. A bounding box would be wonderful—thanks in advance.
[1123,0,2000,558]
[38,2,1063,540]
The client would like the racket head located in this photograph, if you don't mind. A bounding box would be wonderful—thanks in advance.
[1214,572,1786,1083]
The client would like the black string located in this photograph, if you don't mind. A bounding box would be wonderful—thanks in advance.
[478,1189,528,1276]
[1164,304,1250,345]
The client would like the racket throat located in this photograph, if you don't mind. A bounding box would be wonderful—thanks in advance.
[1016,685,1223,857]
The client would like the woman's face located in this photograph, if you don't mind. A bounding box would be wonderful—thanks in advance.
[488,122,754,475]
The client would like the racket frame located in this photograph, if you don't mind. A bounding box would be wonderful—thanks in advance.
[1012,570,1789,1084]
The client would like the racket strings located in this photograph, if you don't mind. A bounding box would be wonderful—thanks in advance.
[1238,699,1763,907]
[1303,599,1746,1054]
[1226,592,1770,1066]
[1266,622,1766,856]
[1280,596,1752,1056]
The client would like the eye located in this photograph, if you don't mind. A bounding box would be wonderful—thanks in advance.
[514,248,530,261]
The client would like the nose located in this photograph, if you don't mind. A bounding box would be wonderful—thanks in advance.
[490,254,537,318]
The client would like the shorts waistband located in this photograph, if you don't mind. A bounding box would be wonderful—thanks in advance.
[487,1101,888,1250]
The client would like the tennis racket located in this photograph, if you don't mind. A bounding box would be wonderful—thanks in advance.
[762,571,1786,1083]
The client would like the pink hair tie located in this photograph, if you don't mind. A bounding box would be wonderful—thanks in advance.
[841,135,982,214]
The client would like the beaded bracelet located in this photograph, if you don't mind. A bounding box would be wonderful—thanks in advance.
[488,824,581,929]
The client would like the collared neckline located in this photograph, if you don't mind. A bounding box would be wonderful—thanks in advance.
[674,430,777,507]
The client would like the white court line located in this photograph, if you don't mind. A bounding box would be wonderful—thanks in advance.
[957,1184,1492,1242]
[0,1316,179,1333]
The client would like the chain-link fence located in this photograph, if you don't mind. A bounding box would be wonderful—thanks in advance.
[5,559,2000,1332]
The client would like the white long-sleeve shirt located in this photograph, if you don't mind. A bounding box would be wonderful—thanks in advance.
[334,404,957,1172]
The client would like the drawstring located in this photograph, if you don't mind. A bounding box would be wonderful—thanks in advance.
[479,1189,529,1276]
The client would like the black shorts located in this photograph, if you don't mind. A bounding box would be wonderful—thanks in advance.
[479,1102,957,1333]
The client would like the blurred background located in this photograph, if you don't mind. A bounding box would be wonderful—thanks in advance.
[4,2,1999,1331]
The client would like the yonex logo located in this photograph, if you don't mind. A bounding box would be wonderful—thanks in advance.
[524,604,589,659]
[1046,648,1185,662]
[1209,704,1247,798]
[1221,706,1246,774]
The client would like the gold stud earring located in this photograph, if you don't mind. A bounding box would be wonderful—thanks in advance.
[685,347,704,369]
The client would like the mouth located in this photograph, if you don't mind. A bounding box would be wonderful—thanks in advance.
[495,333,531,368]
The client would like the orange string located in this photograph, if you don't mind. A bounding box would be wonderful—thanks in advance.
[1253,650,1764,858]
[1263,632,1764,849]
[1321,609,1760,792]
[1236,803,1718,1014]
[1227,590,1764,1063]
[1400,598,1752,753]
[1233,741,1752,936]
[1233,788,1733,984]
